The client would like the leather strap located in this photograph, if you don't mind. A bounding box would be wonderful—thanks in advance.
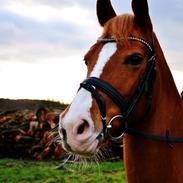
[126,128,183,143]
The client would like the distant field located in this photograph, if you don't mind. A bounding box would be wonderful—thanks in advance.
[0,159,127,183]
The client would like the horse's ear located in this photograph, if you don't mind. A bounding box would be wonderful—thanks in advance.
[132,0,152,29]
[97,0,116,27]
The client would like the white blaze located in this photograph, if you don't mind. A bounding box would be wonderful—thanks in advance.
[61,43,117,132]
[90,43,117,77]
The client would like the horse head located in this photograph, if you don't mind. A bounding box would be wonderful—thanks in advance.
[58,0,176,158]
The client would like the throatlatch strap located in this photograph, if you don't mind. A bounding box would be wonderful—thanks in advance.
[126,128,183,143]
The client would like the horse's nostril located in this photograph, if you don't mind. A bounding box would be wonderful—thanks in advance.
[77,120,89,135]
[61,128,67,140]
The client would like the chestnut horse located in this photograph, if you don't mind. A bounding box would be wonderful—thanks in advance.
[59,0,183,182]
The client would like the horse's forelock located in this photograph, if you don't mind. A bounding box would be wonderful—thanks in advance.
[102,14,133,38]
[101,14,152,44]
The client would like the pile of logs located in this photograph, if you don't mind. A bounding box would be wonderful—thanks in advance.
[0,108,66,160]
[0,107,123,160]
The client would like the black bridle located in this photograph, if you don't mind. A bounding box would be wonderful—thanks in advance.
[80,36,183,145]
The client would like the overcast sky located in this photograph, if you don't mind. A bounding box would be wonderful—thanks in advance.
[0,0,183,103]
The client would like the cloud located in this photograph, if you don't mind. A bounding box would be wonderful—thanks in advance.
[0,0,182,63]
[0,0,182,102]
[0,6,100,63]
[25,0,95,10]
[146,0,183,72]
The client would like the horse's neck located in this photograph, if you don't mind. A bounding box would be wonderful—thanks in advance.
[149,36,183,133]
[124,39,183,182]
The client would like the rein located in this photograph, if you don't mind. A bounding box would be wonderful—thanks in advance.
[80,36,183,144]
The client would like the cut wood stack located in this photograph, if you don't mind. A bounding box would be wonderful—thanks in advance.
[0,108,66,160]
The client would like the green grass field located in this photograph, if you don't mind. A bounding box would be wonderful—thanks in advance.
[0,159,127,183]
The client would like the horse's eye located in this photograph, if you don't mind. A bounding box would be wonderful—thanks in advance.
[125,54,143,66]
